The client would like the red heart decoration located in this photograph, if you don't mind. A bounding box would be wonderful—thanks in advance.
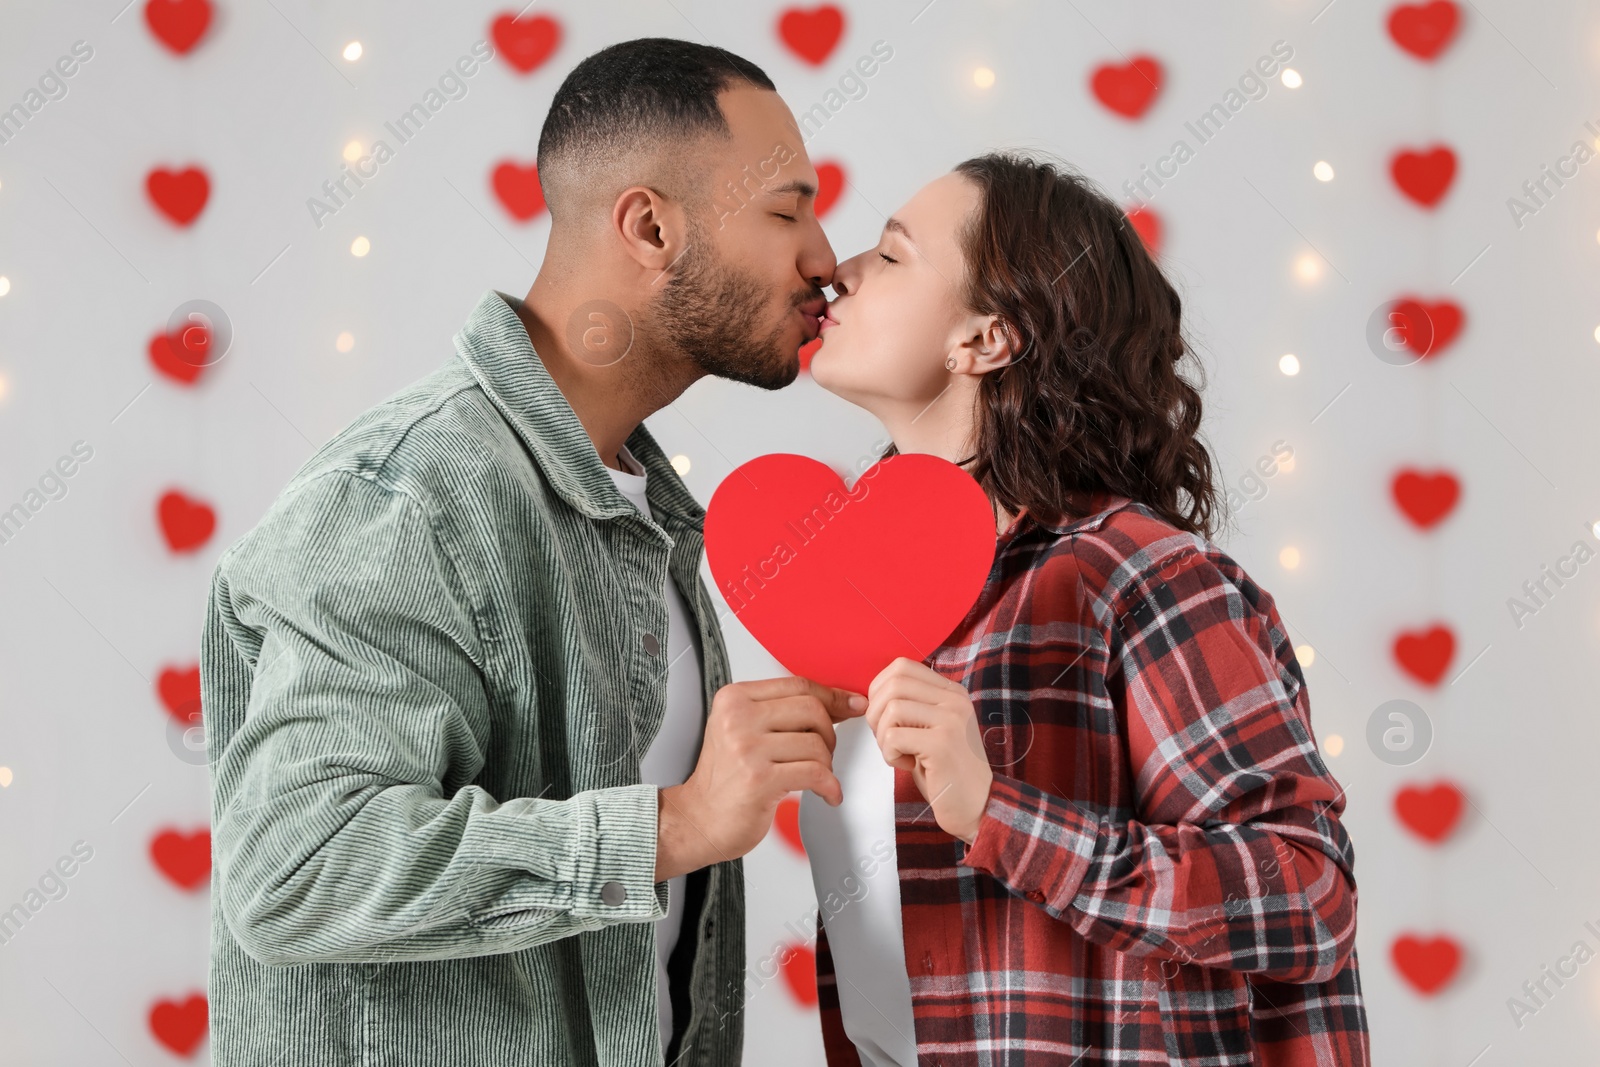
[145,0,212,55]
[157,665,202,724]
[1390,146,1456,208]
[492,161,546,221]
[146,166,210,226]
[778,5,846,66]
[490,13,562,74]
[1090,56,1163,119]
[1390,297,1464,359]
[1394,782,1464,843]
[149,993,208,1056]
[798,338,822,371]
[151,828,211,889]
[706,454,996,696]
[780,942,819,1005]
[1391,934,1462,995]
[771,795,805,855]
[1126,206,1163,256]
[1393,624,1455,687]
[1388,2,1460,61]
[149,322,211,385]
[158,490,217,553]
[1392,469,1460,528]
[815,161,845,217]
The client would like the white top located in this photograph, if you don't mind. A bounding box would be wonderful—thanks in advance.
[798,718,918,1066]
[606,444,705,1056]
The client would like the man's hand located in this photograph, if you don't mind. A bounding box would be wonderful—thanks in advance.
[865,657,993,845]
[654,676,865,881]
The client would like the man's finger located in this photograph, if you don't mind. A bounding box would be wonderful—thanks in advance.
[751,695,839,754]
[798,678,867,723]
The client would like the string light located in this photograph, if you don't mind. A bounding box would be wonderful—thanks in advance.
[1323,734,1344,757]
[350,236,370,257]
[1295,643,1315,667]
[0,374,9,402]
[343,140,364,163]
[670,454,692,475]
[0,276,9,298]
[1279,545,1301,569]
[1593,324,1599,344]
[1591,519,1600,539]
[1277,452,1295,473]
[1293,253,1322,284]
[973,67,995,89]
[342,41,363,62]
[0,766,13,787]
[335,331,355,353]
[1279,353,1301,376]
[1313,160,1335,181]
[1280,68,1303,89]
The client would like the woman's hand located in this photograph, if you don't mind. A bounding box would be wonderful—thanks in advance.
[865,657,994,844]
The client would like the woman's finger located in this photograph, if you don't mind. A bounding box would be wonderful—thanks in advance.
[873,698,940,736]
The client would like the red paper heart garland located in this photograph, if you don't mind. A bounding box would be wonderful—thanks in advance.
[1392,469,1460,528]
[1391,934,1462,995]
[705,453,996,696]
[1388,2,1461,61]
[149,322,211,385]
[158,490,217,553]
[1395,782,1465,843]
[1391,145,1456,208]
[780,942,819,1005]
[779,5,846,66]
[1393,624,1455,687]
[147,166,210,226]
[1389,297,1464,359]
[492,161,546,221]
[149,994,208,1056]
[151,828,211,889]
[814,161,845,218]
[145,0,212,55]
[771,795,805,855]
[1090,56,1163,119]
[490,13,562,74]
[157,665,202,723]
[1125,206,1163,256]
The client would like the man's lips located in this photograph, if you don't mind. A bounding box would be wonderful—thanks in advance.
[818,306,840,332]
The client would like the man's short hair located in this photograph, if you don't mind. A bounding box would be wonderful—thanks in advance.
[536,38,776,216]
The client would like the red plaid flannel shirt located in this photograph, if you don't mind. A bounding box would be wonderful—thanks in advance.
[815,494,1370,1065]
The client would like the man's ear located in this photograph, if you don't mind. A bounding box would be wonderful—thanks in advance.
[612,186,688,276]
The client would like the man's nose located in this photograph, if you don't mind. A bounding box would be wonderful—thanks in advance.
[802,220,837,291]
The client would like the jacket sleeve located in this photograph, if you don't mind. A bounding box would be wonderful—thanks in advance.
[958,546,1357,985]
[204,470,667,967]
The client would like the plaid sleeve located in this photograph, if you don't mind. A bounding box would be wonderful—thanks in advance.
[960,545,1358,985]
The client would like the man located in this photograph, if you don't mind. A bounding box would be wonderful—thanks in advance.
[201,39,852,1067]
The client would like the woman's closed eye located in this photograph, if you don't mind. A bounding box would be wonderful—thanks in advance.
[878,251,898,264]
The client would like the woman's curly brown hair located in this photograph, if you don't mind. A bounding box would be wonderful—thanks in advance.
[889,152,1223,540]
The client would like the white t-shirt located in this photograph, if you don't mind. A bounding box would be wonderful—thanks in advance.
[606,444,706,1055]
[798,718,918,1066]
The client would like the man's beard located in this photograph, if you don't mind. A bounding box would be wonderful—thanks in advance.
[647,220,819,391]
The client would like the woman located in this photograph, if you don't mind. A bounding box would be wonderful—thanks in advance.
[796,154,1370,1066]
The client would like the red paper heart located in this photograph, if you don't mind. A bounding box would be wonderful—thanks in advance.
[151,828,211,889]
[1126,206,1163,256]
[149,994,208,1056]
[149,322,211,385]
[1390,146,1456,207]
[145,0,212,55]
[780,942,818,1005]
[1392,469,1460,528]
[771,795,805,855]
[1388,2,1460,61]
[814,161,845,218]
[146,166,210,226]
[1391,934,1461,995]
[778,6,845,66]
[1393,624,1455,687]
[798,338,822,371]
[492,161,546,221]
[1090,56,1163,119]
[1390,297,1464,359]
[157,665,202,724]
[158,491,217,553]
[1394,782,1464,843]
[706,454,996,696]
[490,13,562,74]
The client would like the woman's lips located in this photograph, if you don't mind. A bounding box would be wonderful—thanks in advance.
[818,308,839,332]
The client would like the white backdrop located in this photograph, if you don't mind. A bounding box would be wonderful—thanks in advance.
[1,0,1598,1063]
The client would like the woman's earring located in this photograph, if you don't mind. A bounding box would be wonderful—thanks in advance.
[945,357,957,370]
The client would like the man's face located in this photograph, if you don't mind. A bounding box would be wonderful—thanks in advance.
[649,85,836,390]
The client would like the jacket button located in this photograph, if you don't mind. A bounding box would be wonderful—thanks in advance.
[641,632,661,656]
[600,881,628,906]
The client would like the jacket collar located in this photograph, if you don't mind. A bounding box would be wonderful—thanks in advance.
[1005,491,1136,542]
[452,290,706,529]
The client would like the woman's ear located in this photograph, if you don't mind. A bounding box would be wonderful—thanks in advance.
[949,315,1019,375]
[612,186,685,275]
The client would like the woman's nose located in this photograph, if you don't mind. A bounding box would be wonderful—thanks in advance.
[830,253,863,296]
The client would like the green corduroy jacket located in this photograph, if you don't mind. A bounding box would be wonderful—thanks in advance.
[200,290,744,1066]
